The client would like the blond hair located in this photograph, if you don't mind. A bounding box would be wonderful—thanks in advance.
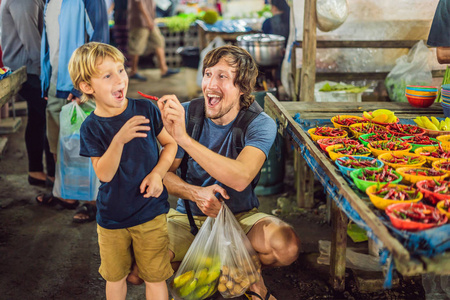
[68,42,125,103]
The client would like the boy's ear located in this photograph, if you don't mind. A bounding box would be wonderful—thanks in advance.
[79,81,94,95]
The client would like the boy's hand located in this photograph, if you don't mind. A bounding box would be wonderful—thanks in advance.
[140,172,164,198]
[115,116,150,145]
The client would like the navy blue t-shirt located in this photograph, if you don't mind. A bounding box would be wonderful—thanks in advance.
[79,98,170,229]
[175,101,277,216]
[428,0,450,47]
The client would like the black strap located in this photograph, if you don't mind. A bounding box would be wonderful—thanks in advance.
[180,98,263,235]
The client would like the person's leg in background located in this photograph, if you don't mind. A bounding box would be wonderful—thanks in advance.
[148,25,179,78]
[128,27,149,81]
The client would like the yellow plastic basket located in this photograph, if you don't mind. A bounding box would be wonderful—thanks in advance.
[366,183,422,210]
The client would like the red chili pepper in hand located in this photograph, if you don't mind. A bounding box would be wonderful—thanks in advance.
[138,91,159,101]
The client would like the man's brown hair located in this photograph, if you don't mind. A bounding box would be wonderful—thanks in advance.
[202,45,258,109]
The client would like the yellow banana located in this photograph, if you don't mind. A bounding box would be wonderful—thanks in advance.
[372,109,394,117]
[205,268,221,285]
[431,117,440,128]
[414,117,424,128]
[193,284,211,299]
[421,116,439,130]
[179,278,198,298]
[173,270,194,289]
[195,268,209,286]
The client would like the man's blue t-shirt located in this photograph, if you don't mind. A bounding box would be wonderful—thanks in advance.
[428,0,450,47]
[79,98,170,229]
[175,101,277,216]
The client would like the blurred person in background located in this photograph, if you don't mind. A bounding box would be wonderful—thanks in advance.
[1,0,55,187]
[262,0,290,47]
[428,0,450,64]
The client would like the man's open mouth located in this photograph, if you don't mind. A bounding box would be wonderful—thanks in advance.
[207,93,221,106]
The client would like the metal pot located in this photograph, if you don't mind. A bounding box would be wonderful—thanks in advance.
[236,34,285,67]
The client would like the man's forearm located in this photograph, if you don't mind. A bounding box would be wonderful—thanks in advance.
[437,47,450,64]
[163,171,196,200]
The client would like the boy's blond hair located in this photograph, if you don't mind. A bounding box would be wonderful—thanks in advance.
[68,42,125,103]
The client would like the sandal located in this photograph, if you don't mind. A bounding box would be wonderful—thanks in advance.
[57,199,79,210]
[29,175,47,187]
[35,193,58,206]
[245,290,272,300]
[73,203,97,223]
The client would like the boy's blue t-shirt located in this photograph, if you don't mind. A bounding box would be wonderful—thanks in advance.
[175,101,277,215]
[79,98,169,229]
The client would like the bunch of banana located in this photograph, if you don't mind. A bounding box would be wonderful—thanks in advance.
[171,260,221,300]
[217,255,261,298]
[414,116,450,131]
[363,109,397,123]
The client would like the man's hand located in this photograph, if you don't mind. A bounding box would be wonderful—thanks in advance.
[140,172,164,198]
[114,115,150,145]
[194,184,230,217]
[67,93,81,104]
[158,95,190,145]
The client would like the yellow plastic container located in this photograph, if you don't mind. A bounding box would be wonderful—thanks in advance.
[367,141,412,158]
[396,166,448,185]
[436,200,450,218]
[325,144,371,161]
[307,127,347,142]
[366,183,422,210]
[349,123,387,139]
[331,115,365,130]
[432,158,450,176]
[436,134,450,150]
[378,152,426,169]
[414,146,449,166]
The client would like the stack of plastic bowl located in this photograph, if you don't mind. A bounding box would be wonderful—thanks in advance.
[405,85,438,108]
[441,84,450,117]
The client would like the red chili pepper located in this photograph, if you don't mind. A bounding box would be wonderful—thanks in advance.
[137,91,159,101]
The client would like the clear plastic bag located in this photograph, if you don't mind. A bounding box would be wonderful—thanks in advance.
[53,101,100,200]
[385,40,432,103]
[170,203,261,299]
[316,0,349,32]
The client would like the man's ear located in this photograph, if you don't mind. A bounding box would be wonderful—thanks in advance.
[79,81,94,95]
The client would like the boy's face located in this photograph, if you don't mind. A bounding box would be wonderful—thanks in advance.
[87,56,128,115]
[202,57,243,125]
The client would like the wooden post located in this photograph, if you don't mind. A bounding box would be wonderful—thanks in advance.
[300,0,317,102]
[330,200,348,291]
[295,150,315,208]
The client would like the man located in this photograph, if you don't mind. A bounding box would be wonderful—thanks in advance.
[157,45,301,300]
[428,0,450,63]
[127,0,178,81]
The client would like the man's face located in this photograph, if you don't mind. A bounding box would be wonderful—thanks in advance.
[88,56,128,116]
[202,57,243,125]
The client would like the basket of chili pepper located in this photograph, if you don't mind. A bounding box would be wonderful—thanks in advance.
[331,115,366,130]
[385,202,448,231]
[358,133,393,147]
[414,145,450,166]
[366,183,422,210]
[325,144,371,161]
[399,135,439,152]
[436,134,450,150]
[386,123,426,137]
[395,167,448,184]
[378,153,426,169]
[335,156,383,177]
[307,127,348,142]
[350,166,402,193]
[432,158,450,176]
[367,139,412,157]
[316,138,360,151]
[436,199,450,218]
[416,179,450,205]
[349,123,388,138]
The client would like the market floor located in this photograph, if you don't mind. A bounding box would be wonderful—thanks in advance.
[0,68,426,300]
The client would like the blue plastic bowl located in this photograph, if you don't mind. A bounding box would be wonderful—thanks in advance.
[335,156,383,177]
[442,103,450,118]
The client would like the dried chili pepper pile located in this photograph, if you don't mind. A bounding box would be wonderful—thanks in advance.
[336,156,379,169]
[387,123,425,136]
[401,135,437,146]
[382,154,422,165]
[369,139,410,151]
[360,133,393,143]
[333,116,366,126]
[372,183,419,200]
[351,123,387,134]
[443,200,450,213]
[436,161,450,171]
[357,165,399,182]
[331,144,370,155]
[417,144,450,159]
[318,138,359,147]
[392,203,446,224]
[403,168,446,177]
[313,126,346,137]
[420,179,450,195]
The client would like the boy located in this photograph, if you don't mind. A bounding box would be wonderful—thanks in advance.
[68,42,176,300]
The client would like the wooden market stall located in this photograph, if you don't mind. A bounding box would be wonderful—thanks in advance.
[264,93,450,291]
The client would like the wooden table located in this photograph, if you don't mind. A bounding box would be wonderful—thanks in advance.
[264,93,450,290]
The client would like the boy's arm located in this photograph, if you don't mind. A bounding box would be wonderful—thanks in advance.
[92,115,150,182]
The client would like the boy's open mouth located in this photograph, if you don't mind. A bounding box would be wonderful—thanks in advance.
[207,93,221,107]
[112,89,124,99]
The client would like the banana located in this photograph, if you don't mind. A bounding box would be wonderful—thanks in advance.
[193,284,211,299]
[205,268,221,285]
[173,270,194,289]
[372,109,394,117]
[363,111,372,119]
[195,268,209,286]
[414,117,424,128]
[179,278,198,298]
[431,117,440,128]
[422,116,439,130]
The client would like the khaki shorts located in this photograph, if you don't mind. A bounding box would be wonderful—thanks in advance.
[97,214,173,282]
[46,84,67,154]
[167,208,272,262]
[128,26,165,56]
